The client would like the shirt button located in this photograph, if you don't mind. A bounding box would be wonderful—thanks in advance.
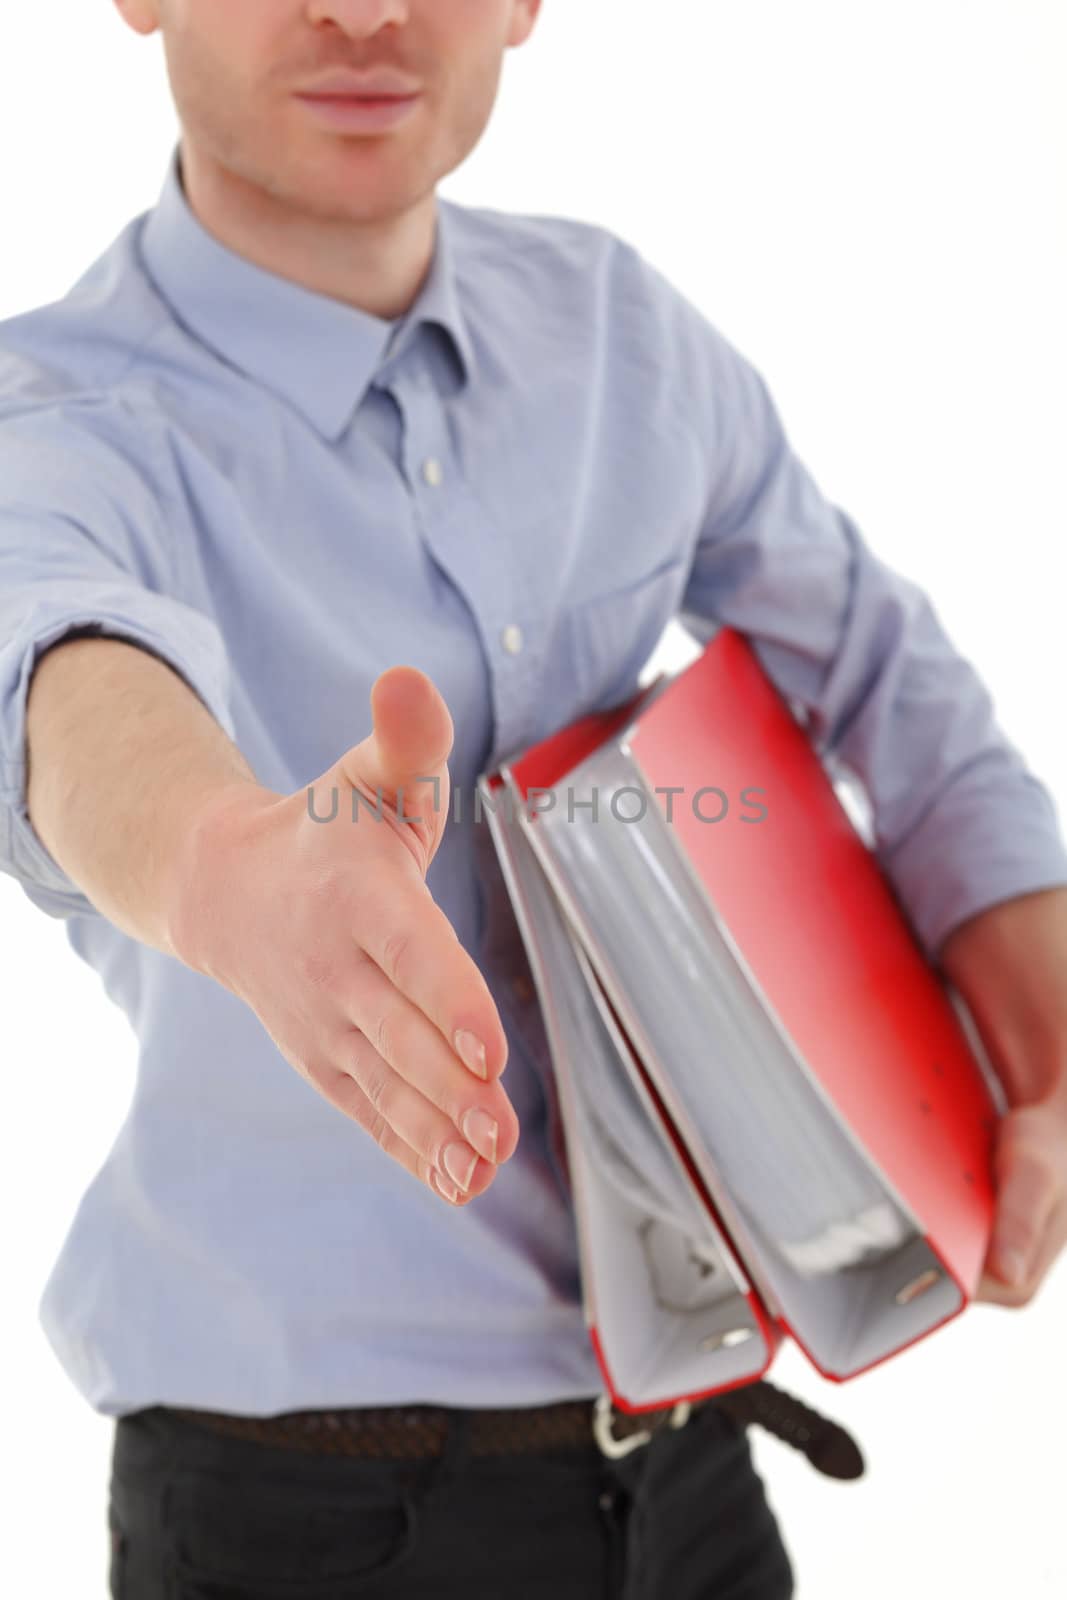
[501,623,524,655]
[421,456,443,488]
[512,974,535,1004]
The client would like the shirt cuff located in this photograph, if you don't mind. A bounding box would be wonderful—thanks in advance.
[879,758,1067,962]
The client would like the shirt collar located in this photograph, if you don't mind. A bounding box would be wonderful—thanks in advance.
[138,143,475,440]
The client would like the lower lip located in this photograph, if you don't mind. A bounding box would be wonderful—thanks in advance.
[293,93,421,132]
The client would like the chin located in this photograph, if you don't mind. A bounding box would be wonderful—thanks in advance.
[221,128,434,226]
[303,158,432,223]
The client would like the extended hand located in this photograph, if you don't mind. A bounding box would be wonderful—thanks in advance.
[168,665,518,1208]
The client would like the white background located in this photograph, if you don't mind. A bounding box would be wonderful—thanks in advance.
[2,2,1065,1594]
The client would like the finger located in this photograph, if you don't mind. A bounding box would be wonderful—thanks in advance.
[976,1195,1067,1307]
[342,951,519,1165]
[1023,1194,1067,1294]
[987,1126,1061,1288]
[311,1047,497,1205]
[355,871,509,1083]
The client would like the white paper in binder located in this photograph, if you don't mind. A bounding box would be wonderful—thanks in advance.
[478,771,773,1408]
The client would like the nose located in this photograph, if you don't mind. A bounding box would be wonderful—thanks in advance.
[305,0,410,36]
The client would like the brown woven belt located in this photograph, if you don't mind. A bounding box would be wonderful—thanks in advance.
[168,1395,689,1460]
[166,1378,863,1479]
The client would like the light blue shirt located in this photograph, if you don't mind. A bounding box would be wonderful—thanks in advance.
[2,145,1065,1418]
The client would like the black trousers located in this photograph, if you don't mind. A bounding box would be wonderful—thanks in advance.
[108,1401,796,1598]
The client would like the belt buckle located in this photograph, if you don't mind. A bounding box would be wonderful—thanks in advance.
[592,1393,692,1459]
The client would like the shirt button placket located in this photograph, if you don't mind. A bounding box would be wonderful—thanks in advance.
[395,367,529,757]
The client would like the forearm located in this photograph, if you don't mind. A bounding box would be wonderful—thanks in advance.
[24,634,259,957]
[938,885,1067,1110]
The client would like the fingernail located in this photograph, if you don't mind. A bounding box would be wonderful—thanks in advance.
[432,1170,460,1204]
[462,1107,499,1165]
[996,1245,1028,1287]
[443,1141,478,1192]
[454,1029,488,1080]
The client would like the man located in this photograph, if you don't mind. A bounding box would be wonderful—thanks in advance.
[1,1,1065,1594]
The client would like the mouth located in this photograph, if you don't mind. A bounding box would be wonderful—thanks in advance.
[293,90,423,133]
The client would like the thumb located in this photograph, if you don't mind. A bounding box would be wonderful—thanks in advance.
[337,666,454,870]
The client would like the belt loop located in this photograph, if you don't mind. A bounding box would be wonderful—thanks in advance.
[416,1406,473,1501]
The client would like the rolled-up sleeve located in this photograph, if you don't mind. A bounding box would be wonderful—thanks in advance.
[675,317,1067,964]
[0,401,237,920]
